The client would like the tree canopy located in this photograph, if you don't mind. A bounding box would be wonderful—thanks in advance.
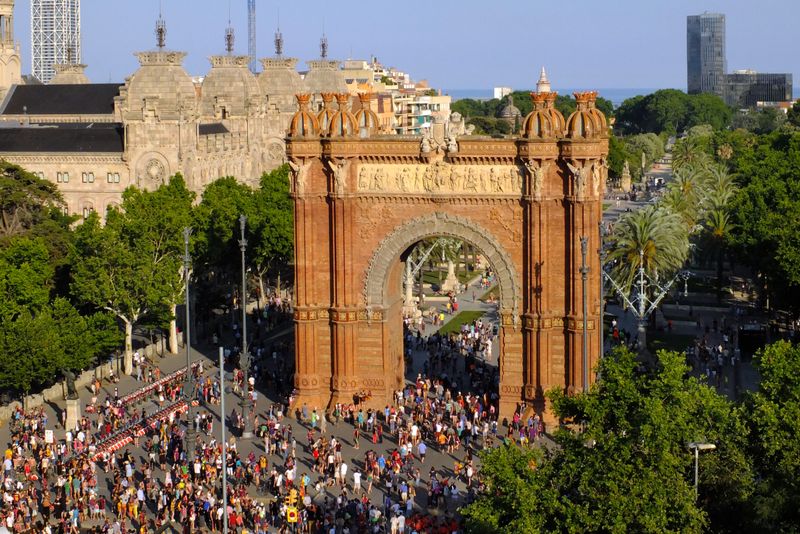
[462,347,752,533]
[615,90,731,135]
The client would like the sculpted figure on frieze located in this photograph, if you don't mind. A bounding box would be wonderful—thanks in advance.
[353,163,524,195]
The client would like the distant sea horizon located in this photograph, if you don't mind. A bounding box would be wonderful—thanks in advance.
[444,88,800,107]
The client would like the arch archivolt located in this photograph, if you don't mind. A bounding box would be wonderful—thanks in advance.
[363,211,520,315]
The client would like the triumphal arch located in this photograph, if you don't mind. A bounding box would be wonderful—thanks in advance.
[286,91,607,422]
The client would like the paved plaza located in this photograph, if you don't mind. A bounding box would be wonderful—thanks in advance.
[1,274,520,533]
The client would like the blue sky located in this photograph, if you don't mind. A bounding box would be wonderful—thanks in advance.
[12,0,800,91]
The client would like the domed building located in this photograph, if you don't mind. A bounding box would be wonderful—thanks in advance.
[259,57,306,114]
[0,7,296,216]
[304,48,348,110]
[49,63,90,85]
[498,94,521,132]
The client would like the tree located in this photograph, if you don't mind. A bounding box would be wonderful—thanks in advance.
[0,236,53,320]
[724,132,800,312]
[672,137,711,172]
[686,93,732,131]
[462,348,753,533]
[0,310,61,398]
[71,211,170,373]
[193,177,256,312]
[250,166,294,303]
[606,205,689,294]
[117,175,195,353]
[746,341,800,531]
[615,90,730,135]
[0,160,64,237]
[787,100,800,128]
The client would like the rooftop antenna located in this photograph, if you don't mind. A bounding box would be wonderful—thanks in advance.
[225,0,235,54]
[274,8,283,57]
[320,20,328,59]
[155,0,166,50]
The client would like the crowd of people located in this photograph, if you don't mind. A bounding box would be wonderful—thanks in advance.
[1,283,525,533]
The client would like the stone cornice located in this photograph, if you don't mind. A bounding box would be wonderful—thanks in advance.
[2,153,124,163]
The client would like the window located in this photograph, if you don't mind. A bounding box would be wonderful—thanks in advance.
[107,172,120,184]
[88,172,95,183]
[63,172,69,183]
[57,173,63,183]
[82,173,87,183]
[36,171,44,179]
[82,206,94,219]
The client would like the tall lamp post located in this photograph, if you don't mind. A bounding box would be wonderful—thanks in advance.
[238,215,253,438]
[603,250,689,355]
[580,236,590,391]
[183,227,196,460]
[599,223,607,360]
[688,441,716,500]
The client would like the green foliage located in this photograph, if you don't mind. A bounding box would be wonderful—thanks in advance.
[730,108,786,134]
[606,205,689,293]
[787,100,800,128]
[746,341,800,531]
[250,165,294,279]
[0,310,61,395]
[193,176,255,273]
[466,116,511,136]
[719,131,800,311]
[450,98,501,120]
[463,347,753,533]
[71,210,171,353]
[0,159,64,237]
[0,237,53,319]
[616,90,731,135]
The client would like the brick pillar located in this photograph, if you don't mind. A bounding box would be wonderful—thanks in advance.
[327,157,360,406]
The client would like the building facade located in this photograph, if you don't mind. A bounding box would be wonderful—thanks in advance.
[286,90,608,424]
[725,70,793,108]
[687,12,726,97]
[0,0,20,100]
[31,0,81,83]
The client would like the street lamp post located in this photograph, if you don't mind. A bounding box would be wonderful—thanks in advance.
[580,236,590,391]
[603,249,688,355]
[183,227,196,460]
[688,441,716,500]
[599,222,607,360]
[238,215,253,438]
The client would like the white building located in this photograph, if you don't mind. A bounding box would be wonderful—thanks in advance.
[494,86,512,99]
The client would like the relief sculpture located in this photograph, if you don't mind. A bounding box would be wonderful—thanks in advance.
[356,162,523,195]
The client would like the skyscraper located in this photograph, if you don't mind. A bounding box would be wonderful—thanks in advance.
[31,0,81,84]
[687,12,726,97]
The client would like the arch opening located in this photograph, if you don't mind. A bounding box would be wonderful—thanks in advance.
[362,213,521,405]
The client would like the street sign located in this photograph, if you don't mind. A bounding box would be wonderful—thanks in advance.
[286,506,298,523]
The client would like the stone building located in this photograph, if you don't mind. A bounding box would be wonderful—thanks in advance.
[0,2,351,217]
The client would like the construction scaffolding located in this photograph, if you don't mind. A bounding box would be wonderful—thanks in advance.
[31,0,81,84]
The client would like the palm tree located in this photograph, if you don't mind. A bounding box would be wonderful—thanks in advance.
[672,137,711,172]
[662,166,705,229]
[703,208,735,301]
[700,164,738,211]
[606,205,690,296]
[696,163,738,301]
